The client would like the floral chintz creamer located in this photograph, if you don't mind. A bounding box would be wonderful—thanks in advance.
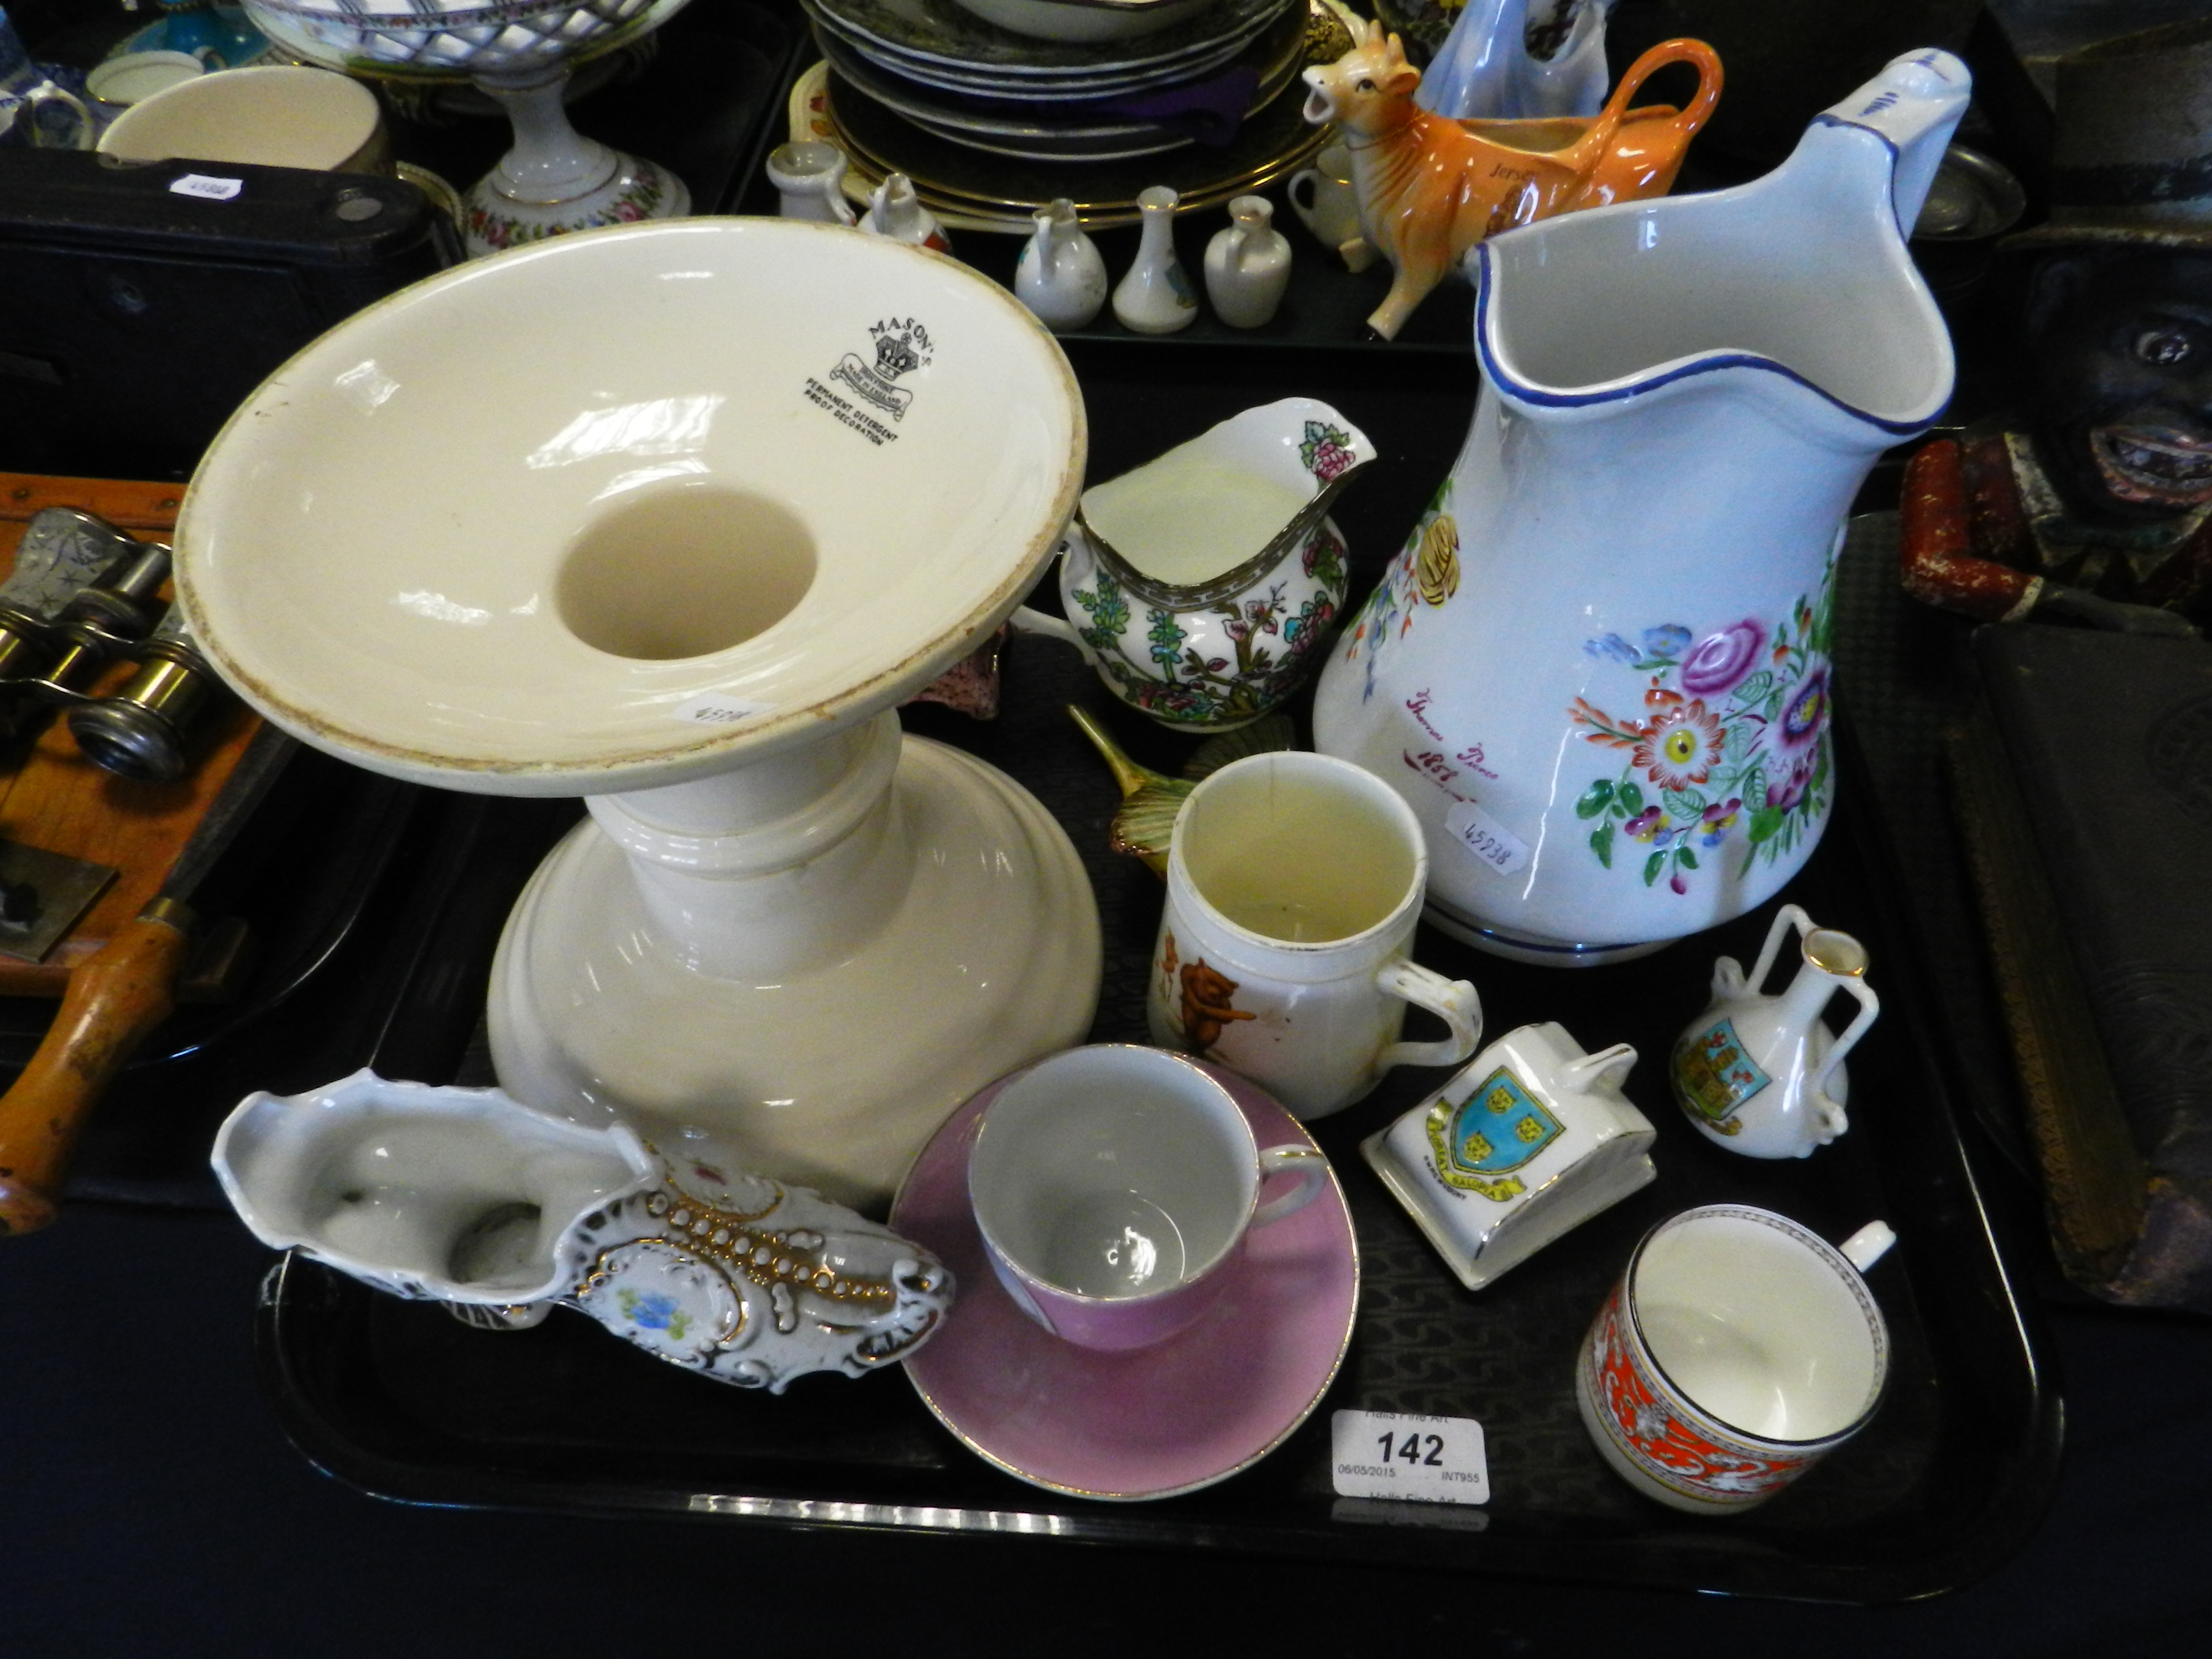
[1067,525,1346,731]
[1063,418,1360,732]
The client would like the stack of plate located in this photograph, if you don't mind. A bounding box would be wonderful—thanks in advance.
[801,0,1313,164]
[793,55,1331,231]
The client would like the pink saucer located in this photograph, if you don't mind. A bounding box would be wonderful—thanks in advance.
[892,1058,1359,1501]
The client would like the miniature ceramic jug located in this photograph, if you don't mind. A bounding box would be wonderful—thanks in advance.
[860,171,951,252]
[1418,0,1610,119]
[1112,184,1198,334]
[1204,195,1292,329]
[1313,49,1970,963]
[1669,905,1880,1158]
[1285,144,1370,271]
[1011,398,1375,729]
[211,1071,954,1392]
[1014,196,1107,332]
[764,140,856,225]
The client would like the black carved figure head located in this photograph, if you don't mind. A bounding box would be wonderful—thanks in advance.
[2025,250,2212,523]
[2001,20,2212,521]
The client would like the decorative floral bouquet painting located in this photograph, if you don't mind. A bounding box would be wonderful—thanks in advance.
[1568,560,1835,896]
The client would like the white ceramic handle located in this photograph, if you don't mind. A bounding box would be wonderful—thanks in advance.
[1008,603,1100,668]
[1817,49,1971,234]
[1748,902,1815,995]
[1252,1142,1327,1228]
[1286,169,1321,228]
[1814,973,1881,1129]
[1374,959,1483,1071]
[1839,1220,1897,1272]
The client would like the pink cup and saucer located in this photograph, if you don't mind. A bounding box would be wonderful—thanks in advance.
[890,1047,1359,1501]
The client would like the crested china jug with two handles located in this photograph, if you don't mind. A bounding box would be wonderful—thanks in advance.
[1313,49,1971,964]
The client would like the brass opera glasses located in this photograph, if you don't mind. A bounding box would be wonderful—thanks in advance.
[0,508,226,782]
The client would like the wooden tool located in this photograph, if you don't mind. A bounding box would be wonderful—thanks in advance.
[0,475,262,996]
[0,723,294,1234]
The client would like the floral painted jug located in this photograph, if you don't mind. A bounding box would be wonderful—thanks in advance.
[1313,50,1970,963]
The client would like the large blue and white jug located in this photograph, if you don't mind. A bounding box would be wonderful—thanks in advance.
[1314,50,1969,964]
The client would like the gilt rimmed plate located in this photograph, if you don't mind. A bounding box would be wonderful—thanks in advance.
[807,6,1270,93]
[809,0,1293,77]
[823,69,1328,222]
[809,12,1276,101]
[893,1060,1358,1501]
[816,24,1303,159]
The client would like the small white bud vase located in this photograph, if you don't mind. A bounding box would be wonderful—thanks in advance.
[1112,184,1199,334]
[1014,197,1108,332]
[765,140,856,226]
[1203,195,1292,328]
[1670,904,1880,1159]
[860,171,951,253]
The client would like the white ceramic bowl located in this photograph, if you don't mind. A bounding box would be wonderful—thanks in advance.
[96,64,384,170]
[175,218,1084,794]
[86,51,207,109]
[946,0,1211,45]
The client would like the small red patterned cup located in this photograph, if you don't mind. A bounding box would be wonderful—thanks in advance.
[1575,1204,1893,1513]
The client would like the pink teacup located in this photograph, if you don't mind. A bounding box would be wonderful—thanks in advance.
[967,1045,1326,1352]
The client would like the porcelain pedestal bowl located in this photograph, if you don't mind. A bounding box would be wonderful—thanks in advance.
[239,0,695,254]
[177,219,1099,1211]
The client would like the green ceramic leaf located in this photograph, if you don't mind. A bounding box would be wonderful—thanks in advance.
[1643,851,1666,886]
[1619,781,1648,816]
[1575,780,1614,820]
[1112,779,1195,864]
[1589,823,1615,868]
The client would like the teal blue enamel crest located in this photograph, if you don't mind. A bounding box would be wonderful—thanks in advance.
[1427,1066,1563,1200]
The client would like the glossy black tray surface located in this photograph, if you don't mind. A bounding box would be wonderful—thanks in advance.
[258,584,2059,1603]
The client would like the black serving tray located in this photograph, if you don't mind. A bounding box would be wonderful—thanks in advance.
[255,594,2060,1602]
[249,15,2057,1585]
[32,755,581,1212]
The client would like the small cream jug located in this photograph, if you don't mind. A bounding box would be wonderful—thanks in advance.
[1012,398,1375,731]
[1668,904,1879,1159]
[212,1071,954,1392]
[1203,195,1292,329]
[1015,196,1108,332]
[763,140,856,225]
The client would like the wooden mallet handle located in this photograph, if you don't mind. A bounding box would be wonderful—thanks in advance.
[0,901,192,1235]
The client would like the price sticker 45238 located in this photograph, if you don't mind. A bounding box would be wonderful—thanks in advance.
[1444,800,1530,878]
[1329,1409,1490,1505]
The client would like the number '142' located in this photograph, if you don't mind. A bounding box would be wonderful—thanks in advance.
[1380,1431,1444,1466]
